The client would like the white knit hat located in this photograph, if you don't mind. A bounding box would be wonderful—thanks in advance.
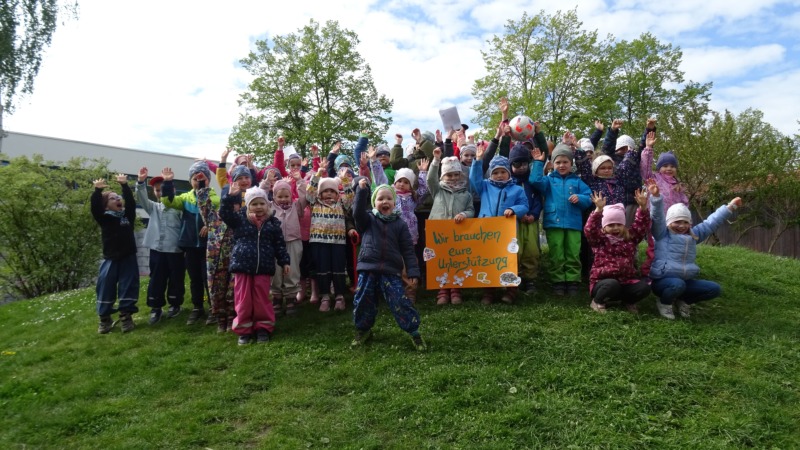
[666,203,692,226]
[591,155,614,176]
[244,186,268,208]
[394,168,416,187]
[579,138,595,153]
[615,135,636,151]
[441,157,462,177]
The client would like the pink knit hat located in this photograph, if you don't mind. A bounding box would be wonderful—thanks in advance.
[318,177,341,195]
[602,203,626,228]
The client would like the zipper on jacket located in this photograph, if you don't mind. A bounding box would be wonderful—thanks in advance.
[256,225,262,273]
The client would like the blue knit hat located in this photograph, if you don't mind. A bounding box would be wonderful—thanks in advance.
[656,152,679,170]
[334,154,355,171]
[188,161,211,181]
[509,143,531,164]
[488,155,511,176]
[230,165,251,182]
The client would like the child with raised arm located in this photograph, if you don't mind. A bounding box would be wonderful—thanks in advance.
[351,178,426,351]
[136,167,185,325]
[91,174,139,333]
[529,145,593,296]
[269,174,307,315]
[649,184,742,319]
[428,147,475,305]
[470,146,529,304]
[584,188,652,314]
[220,185,290,344]
[306,159,355,312]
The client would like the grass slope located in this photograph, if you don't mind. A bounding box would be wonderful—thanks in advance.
[1,245,799,449]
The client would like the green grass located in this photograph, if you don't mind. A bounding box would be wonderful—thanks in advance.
[1,245,799,449]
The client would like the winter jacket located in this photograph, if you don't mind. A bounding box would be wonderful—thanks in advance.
[601,127,643,205]
[352,185,420,278]
[575,147,640,205]
[640,146,688,211]
[135,182,182,253]
[470,162,529,218]
[585,207,650,293]
[528,160,593,230]
[270,181,307,242]
[91,184,137,261]
[649,195,733,280]
[219,195,290,275]
[427,159,475,220]
[161,180,220,249]
[306,174,354,245]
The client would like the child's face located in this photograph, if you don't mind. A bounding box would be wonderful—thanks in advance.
[596,161,614,179]
[659,163,677,177]
[274,188,292,208]
[378,154,390,167]
[553,156,572,176]
[491,167,510,182]
[106,193,124,212]
[603,223,624,236]
[374,189,396,215]
[248,198,269,217]
[668,220,691,234]
[394,178,411,192]
[287,159,302,172]
[461,152,475,166]
[152,182,162,200]
[236,175,252,191]
[511,161,529,175]
[616,145,628,156]
[442,172,461,184]
[190,173,207,190]
[320,188,339,203]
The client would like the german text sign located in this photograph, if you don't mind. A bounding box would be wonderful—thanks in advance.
[424,216,520,289]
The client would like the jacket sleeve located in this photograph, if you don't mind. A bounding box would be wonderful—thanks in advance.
[160,181,184,209]
[390,143,408,170]
[135,182,156,215]
[510,189,529,217]
[469,160,485,195]
[353,135,368,169]
[271,219,291,267]
[416,170,429,197]
[692,204,733,242]
[499,135,511,158]
[482,139,498,174]
[602,127,619,158]
[444,139,454,158]
[326,152,338,178]
[640,146,654,181]
[121,183,136,223]
[295,180,308,211]
[533,131,549,160]
[353,185,372,234]
[306,174,320,205]
[574,148,593,180]
[650,195,666,240]
[616,148,641,188]
[219,193,243,229]
[216,164,229,189]
[341,181,355,210]
[274,149,287,177]
[589,128,602,149]
[427,160,440,197]
[462,194,475,218]
[628,207,651,243]
[528,161,549,193]
[90,188,106,222]
[584,210,605,246]
[575,179,593,211]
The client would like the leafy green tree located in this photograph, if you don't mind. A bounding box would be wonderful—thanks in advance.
[0,154,109,298]
[232,19,393,162]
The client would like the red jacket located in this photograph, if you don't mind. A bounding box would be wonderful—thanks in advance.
[584,207,650,293]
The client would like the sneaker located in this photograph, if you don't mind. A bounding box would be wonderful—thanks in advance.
[656,300,675,320]
[350,329,373,348]
[552,283,566,296]
[436,289,450,306]
[217,316,228,333]
[205,314,218,326]
[237,334,251,345]
[675,300,692,318]
[411,334,427,352]
[319,296,331,312]
[523,281,537,296]
[590,300,606,313]
[186,308,204,325]
[166,305,182,319]
[119,312,135,333]
[98,315,113,334]
[566,282,580,296]
[148,308,162,325]
[255,330,271,343]
[624,302,639,314]
[334,296,346,311]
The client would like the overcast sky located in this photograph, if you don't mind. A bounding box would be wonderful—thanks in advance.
[5,0,800,160]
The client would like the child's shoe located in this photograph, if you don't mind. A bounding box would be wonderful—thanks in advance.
[119,312,135,333]
[255,330,271,343]
[205,313,218,326]
[500,288,516,304]
[566,282,580,296]
[296,278,308,303]
[436,289,450,306]
[237,334,251,345]
[166,305,182,319]
[624,302,639,314]
[552,283,566,296]
[285,298,298,315]
[656,299,675,320]
[334,295,346,311]
[217,315,228,333]
[523,281,537,296]
[350,329,373,348]
[450,288,462,305]
[148,308,162,325]
[590,300,606,313]
[675,300,691,318]
[272,295,284,316]
[319,295,331,312]
[309,279,320,304]
[411,334,427,351]
[98,315,113,334]
[186,308,204,325]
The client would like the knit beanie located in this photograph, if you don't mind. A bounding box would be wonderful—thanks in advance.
[509,143,531,164]
[234,155,248,166]
[615,135,636,152]
[656,152,679,171]
[441,157,462,177]
[488,155,511,176]
[601,203,626,228]
[550,143,573,163]
[371,184,396,207]
[421,131,435,143]
[188,161,211,181]
[318,177,341,194]
[231,165,251,182]
[285,152,302,165]
[460,144,477,156]
[375,144,391,157]
[591,155,614,176]
[334,154,354,171]
[244,186,268,208]
[394,168,416,187]
[666,203,692,226]
[272,180,292,195]
[579,138,595,153]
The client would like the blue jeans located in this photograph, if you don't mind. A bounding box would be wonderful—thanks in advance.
[96,253,140,316]
[650,277,721,305]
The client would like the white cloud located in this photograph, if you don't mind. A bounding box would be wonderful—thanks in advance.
[681,45,786,82]
[712,69,800,136]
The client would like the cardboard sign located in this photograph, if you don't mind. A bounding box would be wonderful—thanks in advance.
[438,106,462,132]
[424,216,520,289]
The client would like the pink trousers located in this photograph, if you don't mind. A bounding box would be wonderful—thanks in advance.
[232,273,275,335]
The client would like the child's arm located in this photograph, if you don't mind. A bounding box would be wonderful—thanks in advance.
[692,198,741,242]
[640,131,655,182]
[649,183,667,240]
[574,147,593,180]
[616,145,642,186]
[352,179,372,233]
[217,148,232,188]
[427,153,441,198]
[90,178,108,222]
[590,121,603,149]
[135,167,157,215]
[159,167,185,209]
[584,192,606,246]
[305,167,324,205]
[469,150,486,195]
[416,158,429,197]
[461,195,475,220]
[273,137,288,178]
[219,185,244,228]
[573,179,593,211]
[368,146,388,186]
[507,188,529,218]
[629,188,652,242]
[602,119,622,158]
[271,219,291,270]
[353,132,368,170]
[116,174,136,222]
[341,179,356,210]
[326,142,340,178]
[389,134,408,170]
[527,149,549,193]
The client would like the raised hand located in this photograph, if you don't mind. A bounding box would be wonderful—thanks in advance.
[531,147,545,161]
[594,120,604,131]
[290,169,302,181]
[367,146,377,161]
[229,182,241,197]
[635,188,649,209]
[432,147,442,161]
[116,173,128,184]
[331,142,341,154]
[476,143,486,161]
[411,128,421,143]
[418,157,429,172]
[310,145,319,157]
[591,192,606,210]
[435,129,442,142]
[317,159,328,177]
[611,119,623,131]
[503,124,511,136]
[162,167,174,181]
[395,134,403,145]
[468,134,475,144]
[360,151,368,166]
[138,167,148,182]
[647,117,657,130]
[93,178,108,189]
[729,197,743,210]
[646,131,657,148]
[358,178,369,189]
[499,97,509,119]
[645,178,660,197]
[277,136,285,148]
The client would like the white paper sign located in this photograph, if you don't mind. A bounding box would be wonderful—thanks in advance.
[439,106,461,132]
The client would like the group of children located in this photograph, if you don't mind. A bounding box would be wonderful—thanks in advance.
[91,100,741,349]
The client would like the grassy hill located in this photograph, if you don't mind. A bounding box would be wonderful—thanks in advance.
[1,245,799,449]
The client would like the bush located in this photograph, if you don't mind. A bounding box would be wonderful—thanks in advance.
[0,154,111,298]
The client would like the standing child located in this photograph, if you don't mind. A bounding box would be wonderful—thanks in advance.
[428,148,475,305]
[470,149,529,304]
[351,179,426,351]
[270,176,307,315]
[649,184,742,319]
[508,143,543,295]
[529,145,593,296]
[91,174,139,333]
[307,161,355,312]
[220,186,290,344]
[584,189,652,313]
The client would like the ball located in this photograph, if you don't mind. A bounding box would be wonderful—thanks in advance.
[508,115,536,141]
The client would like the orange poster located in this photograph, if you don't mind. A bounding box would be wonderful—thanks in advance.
[424,216,520,289]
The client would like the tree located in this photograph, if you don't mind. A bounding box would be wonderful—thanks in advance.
[231,19,393,162]
[0,154,109,298]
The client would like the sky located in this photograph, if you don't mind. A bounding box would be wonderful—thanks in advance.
[5,0,800,160]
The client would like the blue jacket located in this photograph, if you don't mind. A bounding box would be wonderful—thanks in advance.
[649,195,733,280]
[528,160,592,230]
[352,185,420,278]
[219,195,290,275]
[469,162,529,218]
